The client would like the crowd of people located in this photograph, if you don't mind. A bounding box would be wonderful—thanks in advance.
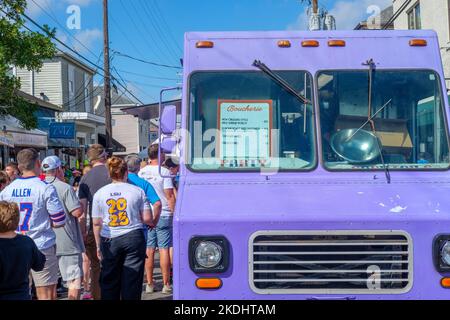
[0,143,178,300]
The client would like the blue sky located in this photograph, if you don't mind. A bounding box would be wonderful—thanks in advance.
[25,0,392,103]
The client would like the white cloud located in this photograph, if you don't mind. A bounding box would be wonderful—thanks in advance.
[26,0,96,18]
[288,0,392,30]
[72,28,102,53]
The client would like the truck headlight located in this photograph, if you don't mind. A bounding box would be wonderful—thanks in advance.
[195,241,222,268]
[433,235,450,272]
[189,236,230,273]
[441,241,450,266]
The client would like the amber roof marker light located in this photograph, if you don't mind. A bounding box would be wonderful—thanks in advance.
[196,41,214,48]
[301,40,320,47]
[277,40,291,48]
[328,40,346,47]
[409,39,427,46]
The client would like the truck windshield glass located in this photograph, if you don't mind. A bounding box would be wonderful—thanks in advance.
[318,70,450,170]
[189,71,316,171]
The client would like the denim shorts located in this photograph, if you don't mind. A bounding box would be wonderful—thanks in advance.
[147,216,173,249]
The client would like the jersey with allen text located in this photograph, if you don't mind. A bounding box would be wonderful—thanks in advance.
[0,176,66,250]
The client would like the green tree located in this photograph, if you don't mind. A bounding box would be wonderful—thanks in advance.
[0,0,56,129]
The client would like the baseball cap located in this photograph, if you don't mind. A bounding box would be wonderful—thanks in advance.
[41,156,62,172]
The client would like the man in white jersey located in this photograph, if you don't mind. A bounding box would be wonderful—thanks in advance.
[0,148,65,300]
[138,144,175,294]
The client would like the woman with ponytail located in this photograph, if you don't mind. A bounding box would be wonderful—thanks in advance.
[92,156,154,300]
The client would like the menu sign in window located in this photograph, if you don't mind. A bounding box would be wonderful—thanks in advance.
[217,100,272,168]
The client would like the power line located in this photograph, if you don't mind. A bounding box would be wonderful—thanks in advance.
[60,51,103,109]
[32,0,99,60]
[112,50,182,69]
[138,0,180,62]
[151,0,183,54]
[110,69,156,103]
[114,69,179,81]
[14,10,145,105]
[108,13,165,78]
[382,0,412,29]
[117,0,170,66]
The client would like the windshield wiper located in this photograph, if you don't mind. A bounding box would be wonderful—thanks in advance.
[252,60,311,105]
[253,60,311,134]
[363,59,391,184]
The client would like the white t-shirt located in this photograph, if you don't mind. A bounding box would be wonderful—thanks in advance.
[138,165,173,216]
[92,182,150,239]
[0,176,65,250]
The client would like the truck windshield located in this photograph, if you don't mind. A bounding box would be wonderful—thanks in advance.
[318,70,450,170]
[189,71,316,171]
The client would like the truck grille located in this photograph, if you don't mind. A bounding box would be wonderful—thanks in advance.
[249,231,413,294]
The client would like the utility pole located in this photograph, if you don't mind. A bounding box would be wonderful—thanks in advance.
[312,0,318,14]
[103,0,113,152]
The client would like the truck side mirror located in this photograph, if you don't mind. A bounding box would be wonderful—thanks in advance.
[160,105,177,135]
[161,136,177,154]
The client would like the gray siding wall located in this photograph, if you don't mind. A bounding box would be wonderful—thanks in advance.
[61,61,69,109]
[61,61,93,112]
[17,61,63,106]
[16,69,32,95]
[34,61,63,106]
[74,68,85,112]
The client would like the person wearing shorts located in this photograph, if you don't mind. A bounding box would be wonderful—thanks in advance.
[0,149,66,300]
[42,156,85,300]
[147,217,173,249]
[139,144,175,294]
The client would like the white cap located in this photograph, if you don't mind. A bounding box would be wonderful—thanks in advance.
[41,156,62,172]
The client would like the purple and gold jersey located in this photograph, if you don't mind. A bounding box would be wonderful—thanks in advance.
[0,176,65,250]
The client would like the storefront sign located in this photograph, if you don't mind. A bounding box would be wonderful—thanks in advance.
[11,132,47,148]
[217,100,272,168]
[0,132,14,148]
[49,122,76,139]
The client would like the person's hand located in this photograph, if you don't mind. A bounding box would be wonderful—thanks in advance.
[96,248,102,262]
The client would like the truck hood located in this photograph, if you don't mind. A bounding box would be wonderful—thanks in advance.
[178,178,450,222]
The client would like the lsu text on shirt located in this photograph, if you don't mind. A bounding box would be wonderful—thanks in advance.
[0,176,66,250]
[92,182,150,239]
[138,166,173,216]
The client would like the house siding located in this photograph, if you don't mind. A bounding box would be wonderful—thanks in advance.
[34,61,63,106]
[16,69,32,95]
[112,113,140,155]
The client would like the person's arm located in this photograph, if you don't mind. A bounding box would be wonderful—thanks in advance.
[91,193,103,261]
[45,185,66,228]
[65,187,83,219]
[152,200,162,226]
[144,180,161,225]
[93,218,103,261]
[163,175,176,214]
[78,182,89,240]
[30,240,46,272]
[164,189,175,213]
[139,190,154,227]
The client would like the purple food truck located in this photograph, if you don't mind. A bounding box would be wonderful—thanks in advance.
[158,30,450,299]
